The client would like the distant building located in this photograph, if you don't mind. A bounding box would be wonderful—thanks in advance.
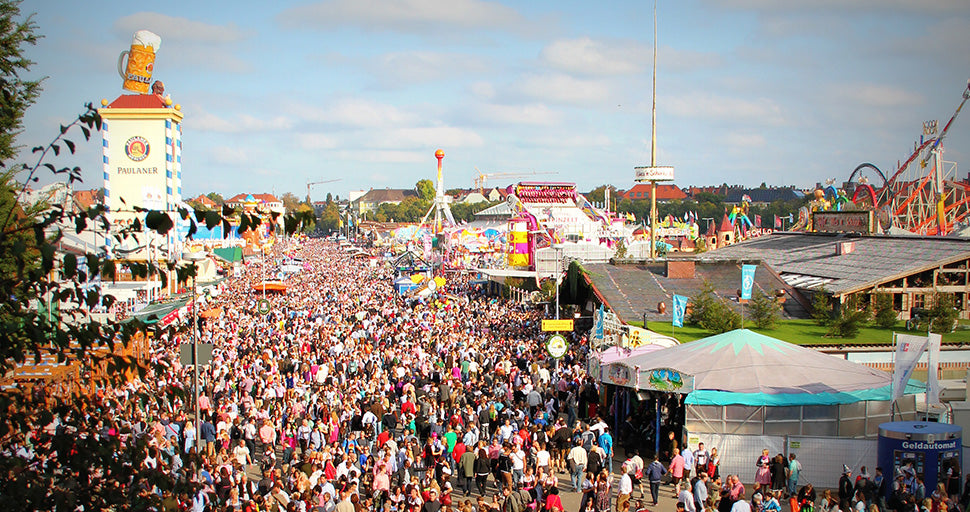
[724,187,805,206]
[704,232,970,320]
[353,188,419,215]
[188,194,218,209]
[73,189,102,211]
[617,183,687,202]
[225,193,283,214]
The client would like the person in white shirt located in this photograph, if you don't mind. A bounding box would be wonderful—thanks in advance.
[678,479,696,512]
[617,462,634,511]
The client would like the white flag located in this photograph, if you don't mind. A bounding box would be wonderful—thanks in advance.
[926,333,942,405]
[892,333,929,402]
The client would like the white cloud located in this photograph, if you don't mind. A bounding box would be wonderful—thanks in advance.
[296,133,340,150]
[278,0,525,33]
[529,133,612,148]
[291,99,417,128]
[477,103,563,126]
[829,83,924,108]
[721,132,767,148]
[541,37,644,76]
[210,146,252,165]
[666,93,787,125]
[470,82,496,99]
[329,150,426,163]
[705,0,965,13]
[375,126,485,148]
[517,73,611,106]
[190,110,293,133]
[372,51,490,85]
[114,13,248,44]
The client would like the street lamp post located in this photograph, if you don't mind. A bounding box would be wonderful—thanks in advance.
[552,243,564,320]
[182,251,206,448]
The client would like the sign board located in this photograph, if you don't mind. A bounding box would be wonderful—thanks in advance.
[604,363,634,387]
[640,367,694,393]
[542,319,574,331]
[655,227,691,238]
[257,299,271,315]
[179,343,213,366]
[634,165,675,182]
[812,210,874,234]
[546,334,569,358]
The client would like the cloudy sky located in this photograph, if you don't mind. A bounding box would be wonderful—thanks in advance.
[18,0,970,201]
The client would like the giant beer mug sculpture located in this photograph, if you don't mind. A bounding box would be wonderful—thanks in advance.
[117,30,161,93]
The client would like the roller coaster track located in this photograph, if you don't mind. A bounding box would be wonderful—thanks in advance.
[848,82,970,235]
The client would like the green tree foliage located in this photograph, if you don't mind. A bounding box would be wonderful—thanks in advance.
[279,191,301,211]
[873,292,898,329]
[811,288,831,325]
[0,0,41,162]
[687,280,741,334]
[205,191,223,205]
[749,289,781,329]
[827,295,870,338]
[416,179,435,201]
[317,201,341,232]
[920,293,959,334]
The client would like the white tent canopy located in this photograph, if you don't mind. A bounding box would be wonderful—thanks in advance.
[600,329,921,406]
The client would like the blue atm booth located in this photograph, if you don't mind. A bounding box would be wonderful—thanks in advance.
[877,421,962,498]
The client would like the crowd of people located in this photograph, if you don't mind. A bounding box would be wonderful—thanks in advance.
[2,238,969,512]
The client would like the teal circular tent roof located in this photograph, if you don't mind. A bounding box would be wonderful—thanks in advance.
[612,329,923,406]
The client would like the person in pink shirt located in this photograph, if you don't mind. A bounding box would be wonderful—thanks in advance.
[669,451,686,496]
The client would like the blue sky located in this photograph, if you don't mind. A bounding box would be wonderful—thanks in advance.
[18,0,970,201]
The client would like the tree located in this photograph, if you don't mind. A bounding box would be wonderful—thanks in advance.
[0,0,41,162]
[921,293,958,334]
[873,293,898,329]
[748,289,781,329]
[279,191,301,211]
[811,288,831,325]
[416,179,435,201]
[687,280,740,334]
[205,192,224,205]
[827,295,870,338]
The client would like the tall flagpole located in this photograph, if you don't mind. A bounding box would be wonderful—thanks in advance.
[649,0,658,260]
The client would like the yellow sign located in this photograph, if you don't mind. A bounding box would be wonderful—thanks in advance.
[542,319,574,331]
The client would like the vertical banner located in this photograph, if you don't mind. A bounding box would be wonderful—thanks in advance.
[594,303,604,341]
[672,294,687,328]
[774,215,782,229]
[926,333,942,405]
[740,264,756,300]
[892,333,929,402]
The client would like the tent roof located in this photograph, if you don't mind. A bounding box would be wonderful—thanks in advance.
[612,329,907,404]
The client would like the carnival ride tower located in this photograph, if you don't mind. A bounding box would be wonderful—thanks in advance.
[417,149,456,235]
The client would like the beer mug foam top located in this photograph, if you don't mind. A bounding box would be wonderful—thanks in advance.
[118,30,162,94]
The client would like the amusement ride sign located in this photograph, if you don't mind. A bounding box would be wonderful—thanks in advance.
[546,334,569,359]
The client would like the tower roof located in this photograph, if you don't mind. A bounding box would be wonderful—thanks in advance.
[106,94,167,109]
[717,214,734,233]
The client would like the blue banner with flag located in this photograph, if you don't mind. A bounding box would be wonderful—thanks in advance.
[672,295,687,328]
[595,303,604,340]
[741,264,756,300]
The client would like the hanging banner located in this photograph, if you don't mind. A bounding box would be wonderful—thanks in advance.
[892,333,929,402]
[594,304,604,341]
[672,294,687,328]
[926,333,942,405]
[740,264,756,300]
[640,367,694,393]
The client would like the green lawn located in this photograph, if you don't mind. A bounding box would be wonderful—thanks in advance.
[636,318,970,345]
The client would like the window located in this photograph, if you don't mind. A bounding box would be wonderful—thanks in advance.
[912,294,925,309]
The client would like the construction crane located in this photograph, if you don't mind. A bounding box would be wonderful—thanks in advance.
[306,178,342,204]
[473,167,559,191]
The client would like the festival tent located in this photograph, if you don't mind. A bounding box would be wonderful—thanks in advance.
[604,329,922,406]
[599,329,922,438]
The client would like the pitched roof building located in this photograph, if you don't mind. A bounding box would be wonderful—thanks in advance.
[353,188,419,214]
[618,184,687,202]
